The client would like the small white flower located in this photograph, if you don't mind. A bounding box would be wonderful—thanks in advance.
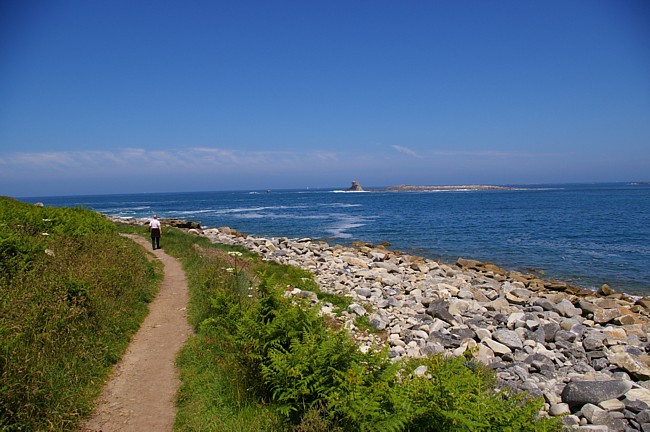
[225,268,234,273]
[228,251,243,257]
[41,232,49,236]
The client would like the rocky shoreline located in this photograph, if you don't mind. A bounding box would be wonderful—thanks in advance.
[115,217,650,431]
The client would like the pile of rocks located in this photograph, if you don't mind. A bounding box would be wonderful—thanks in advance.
[197,226,650,430]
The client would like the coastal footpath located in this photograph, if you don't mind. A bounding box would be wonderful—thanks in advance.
[119,217,650,431]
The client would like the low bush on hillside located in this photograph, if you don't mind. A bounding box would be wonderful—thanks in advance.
[0,197,159,431]
[164,229,561,431]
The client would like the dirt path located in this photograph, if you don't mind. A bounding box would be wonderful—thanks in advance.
[80,235,193,432]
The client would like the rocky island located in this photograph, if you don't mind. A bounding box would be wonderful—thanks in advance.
[386,184,519,192]
[341,181,521,192]
[346,180,365,191]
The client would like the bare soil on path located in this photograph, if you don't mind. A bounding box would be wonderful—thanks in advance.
[80,235,193,432]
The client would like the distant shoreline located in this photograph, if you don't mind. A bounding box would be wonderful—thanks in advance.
[384,184,520,192]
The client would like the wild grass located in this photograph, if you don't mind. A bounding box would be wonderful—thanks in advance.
[0,197,160,431]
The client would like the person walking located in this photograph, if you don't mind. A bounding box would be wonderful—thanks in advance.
[149,215,162,250]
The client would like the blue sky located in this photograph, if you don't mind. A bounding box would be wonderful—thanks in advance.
[1,1,649,197]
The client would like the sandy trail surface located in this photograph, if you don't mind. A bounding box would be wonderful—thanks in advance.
[80,235,192,432]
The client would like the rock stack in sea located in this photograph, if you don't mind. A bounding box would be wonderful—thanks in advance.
[195,226,650,431]
[347,180,364,191]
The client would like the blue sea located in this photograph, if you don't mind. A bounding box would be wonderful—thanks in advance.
[22,183,650,296]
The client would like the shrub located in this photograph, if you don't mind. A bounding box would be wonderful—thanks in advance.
[197,261,560,431]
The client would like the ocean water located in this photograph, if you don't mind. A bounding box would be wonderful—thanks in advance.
[22,183,650,296]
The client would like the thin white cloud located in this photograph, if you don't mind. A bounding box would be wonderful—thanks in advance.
[392,144,421,158]
[0,147,343,175]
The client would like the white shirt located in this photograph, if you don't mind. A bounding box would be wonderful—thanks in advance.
[150,219,161,229]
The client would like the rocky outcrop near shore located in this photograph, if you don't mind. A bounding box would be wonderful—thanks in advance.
[347,181,364,191]
[197,227,650,431]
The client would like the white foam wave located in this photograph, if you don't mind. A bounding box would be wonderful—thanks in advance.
[167,209,214,215]
[326,222,366,238]
[231,212,327,220]
[219,205,309,214]
[318,203,362,208]
[324,215,369,238]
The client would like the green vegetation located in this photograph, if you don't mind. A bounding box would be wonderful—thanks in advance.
[0,197,160,431]
[143,226,561,431]
[0,199,560,431]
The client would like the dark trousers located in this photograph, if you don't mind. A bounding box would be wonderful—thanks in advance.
[151,229,161,249]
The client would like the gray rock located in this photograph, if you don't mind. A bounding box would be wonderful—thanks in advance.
[354,287,372,298]
[447,299,475,316]
[549,402,571,416]
[555,329,577,343]
[470,288,490,302]
[426,300,456,324]
[525,353,556,376]
[570,323,587,339]
[583,337,605,351]
[421,342,444,356]
[593,307,621,324]
[374,262,400,273]
[562,380,633,406]
[474,328,491,341]
[369,317,387,331]
[413,365,428,377]
[485,297,513,313]
[553,299,582,318]
[428,331,457,348]
[626,388,650,406]
[483,338,511,355]
[592,358,609,371]
[348,303,367,316]
[505,291,528,305]
[581,404,624,429]
[637,410,650,424]
[543,322,560,342]
[622,397,650,413]
[598,398,626,411]
[493,329,523,350]
[533,297,555,311]
[527,327,546,344]
[579,299,598,314]
[608,350,650,380]
[449,327,476,341]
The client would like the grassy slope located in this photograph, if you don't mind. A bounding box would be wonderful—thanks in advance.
[0,197,161,431]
